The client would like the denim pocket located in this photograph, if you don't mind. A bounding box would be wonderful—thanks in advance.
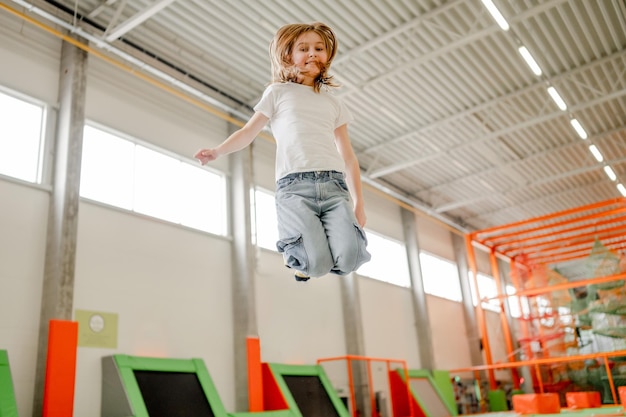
[353,223,372,267]
[276,176,297,190]
[276,234,308,272]
[333,178,349,192]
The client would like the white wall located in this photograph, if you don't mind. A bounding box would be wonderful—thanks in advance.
[0,12,58,417]
[0,181,48,417]
[73,203,235,413]
[416,215,457,260]
[359,278,421,367]
[427,295,473,370]
[85,57,227,164]
[255,248,348,364]
[0,10,60,103]
[484,309,513,382]
[0,9,506,417]
[362,187,405,242]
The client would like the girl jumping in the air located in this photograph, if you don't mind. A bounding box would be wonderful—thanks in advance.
[195,22,371,281]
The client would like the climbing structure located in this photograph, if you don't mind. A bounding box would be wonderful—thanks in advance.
[467,198,626,400]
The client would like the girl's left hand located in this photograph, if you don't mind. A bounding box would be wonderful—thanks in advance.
[354,205,367,228]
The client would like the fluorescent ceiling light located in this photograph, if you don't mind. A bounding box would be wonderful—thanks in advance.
[618,183,626,197]
[570,118,588,139]
[604,165,617,181]
[547,86,567,111]
[588,144,603,162]
[480,0,510,31]
[518,46,542,76]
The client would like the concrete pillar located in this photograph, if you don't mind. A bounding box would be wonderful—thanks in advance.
[452,233,483,367]
[497,258,521,385]
[33,39,87,417]
[339,272,370,416]
[229,144,257,411]
[340,272,365,355]
[402,208,435,370]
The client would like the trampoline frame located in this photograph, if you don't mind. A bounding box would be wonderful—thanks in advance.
[267,363,350,417]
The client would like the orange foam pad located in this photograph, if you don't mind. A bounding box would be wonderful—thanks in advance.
[566,391,601,409]
[42,320,78,417]
[619,386,626,405]
[247,337,263,412]
[513,393,561,414]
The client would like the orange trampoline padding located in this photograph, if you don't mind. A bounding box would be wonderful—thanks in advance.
[42,320,78,417]
[566,391,601,409]
[619,386,626,405]
[513,393,560,414]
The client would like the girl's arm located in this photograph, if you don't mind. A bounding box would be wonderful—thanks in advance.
[194,112,269,165]
[334,123,367,227]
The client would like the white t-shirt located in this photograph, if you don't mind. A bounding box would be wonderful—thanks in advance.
[254,82,354,180]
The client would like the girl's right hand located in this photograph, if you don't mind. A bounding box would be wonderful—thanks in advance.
[194,148,219,165]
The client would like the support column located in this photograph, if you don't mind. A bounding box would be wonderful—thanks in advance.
[490,250,515,361]
[340,272,365,357]
[401,208,434,370]
[230,144,257,411]
[452,234,483,367]
[465,235,496,389]
[340,272,369,417]
[33,39,87,417]
[510,259,531,361]
[495,257,521,386]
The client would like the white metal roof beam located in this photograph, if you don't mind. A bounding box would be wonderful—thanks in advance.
[420,124,626,197]
[462,172,626,225]
[338,0,570,97]
[357,46,624,158]
[104,0,178,41]
[87,0,119,18]
[103,0,127,38]
[333,0,464,66]
[434,155,626,214]
[367,86,626,178]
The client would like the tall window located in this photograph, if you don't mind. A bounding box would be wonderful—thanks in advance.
[507,287,526,319]
[80,124,227,235]
[0,90,46,183]
[471,272,501,312]
[356,230,411,287]
[468,272,522,317]
[419,252,462,302]
[252,187,278,250]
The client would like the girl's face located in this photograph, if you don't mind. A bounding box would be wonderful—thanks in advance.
[290,31,328,85]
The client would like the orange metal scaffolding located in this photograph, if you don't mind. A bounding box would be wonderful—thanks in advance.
[317,355,415,417]
[466,198,626,391]
[449,349,626,405]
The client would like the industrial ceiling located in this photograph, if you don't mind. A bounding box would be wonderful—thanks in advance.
[2,0,625,234]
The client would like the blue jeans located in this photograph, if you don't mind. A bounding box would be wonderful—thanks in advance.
[275,170,371,277]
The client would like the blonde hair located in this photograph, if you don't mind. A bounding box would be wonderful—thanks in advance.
[269,22,339,93]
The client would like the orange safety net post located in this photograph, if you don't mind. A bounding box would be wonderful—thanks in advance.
[42,319,78,417]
